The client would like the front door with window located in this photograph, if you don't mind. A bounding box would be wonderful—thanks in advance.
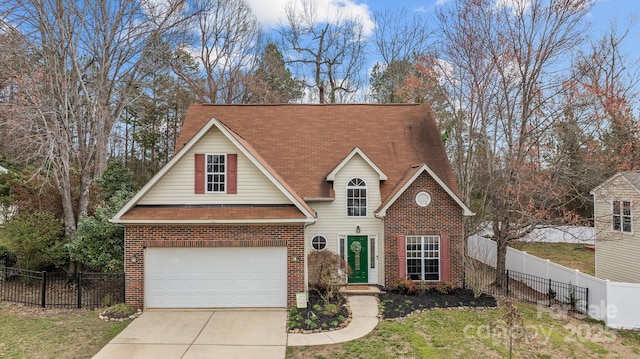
[347,236,368,283]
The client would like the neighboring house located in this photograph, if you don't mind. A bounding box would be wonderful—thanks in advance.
[591,171,640,283]
[112,104,474,309]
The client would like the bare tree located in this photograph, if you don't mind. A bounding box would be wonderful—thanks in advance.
[186,0,262,104]
[434,0,592,285]
[278,0,366,103]
[372,8,432,66]
[1,0,194,234]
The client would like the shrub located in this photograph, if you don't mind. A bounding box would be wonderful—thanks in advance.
[393,277,416,295]
[67,189,133,272]
[307,250,350,305]
[0,211,65,270]
[435,281,455,294]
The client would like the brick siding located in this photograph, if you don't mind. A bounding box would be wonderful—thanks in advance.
[124,224,305,309]
[384,171,465,288]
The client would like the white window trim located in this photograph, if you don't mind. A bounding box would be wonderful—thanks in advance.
[206,153,227,193]
[406,235,441,281]
[612,199,633,234]
[346,177,368,217]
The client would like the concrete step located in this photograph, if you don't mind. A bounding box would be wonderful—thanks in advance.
[339,285,383,296]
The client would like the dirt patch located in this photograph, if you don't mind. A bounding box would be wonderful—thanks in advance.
[379,288,498,319]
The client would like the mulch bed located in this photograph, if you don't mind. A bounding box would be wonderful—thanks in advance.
[379,288,498,319]
[288,291,350,333]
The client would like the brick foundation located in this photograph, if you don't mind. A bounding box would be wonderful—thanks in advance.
[124,224,305,309]
[384,171,465,288]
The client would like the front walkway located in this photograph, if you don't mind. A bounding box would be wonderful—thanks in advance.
[287,295,379,346]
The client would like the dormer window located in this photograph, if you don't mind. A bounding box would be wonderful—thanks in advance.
[347,178,367,217]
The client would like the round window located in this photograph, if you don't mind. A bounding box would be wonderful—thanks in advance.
[415,191,432,207]
[311,235,328,250]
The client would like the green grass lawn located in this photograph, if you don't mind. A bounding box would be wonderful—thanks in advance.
[286,302,640,359]
[509,242,595,276]
[0,302,130,359]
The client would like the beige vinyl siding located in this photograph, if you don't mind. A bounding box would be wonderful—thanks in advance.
[306,154,385,284]
[139,128,290,205]
[593,175,640,283]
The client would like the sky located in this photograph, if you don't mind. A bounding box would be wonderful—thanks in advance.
[246,0,640,58]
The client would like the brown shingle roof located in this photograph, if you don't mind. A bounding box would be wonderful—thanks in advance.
[176,103,460,201]
[120,205,306,221]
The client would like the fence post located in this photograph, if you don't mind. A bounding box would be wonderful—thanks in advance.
[585,287,589,315]
[548,278,552,307]
[77,272,82,309]
[506,269,509,296]
[40,271,46,308]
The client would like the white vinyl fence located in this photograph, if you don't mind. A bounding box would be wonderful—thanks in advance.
[468,235,640,329]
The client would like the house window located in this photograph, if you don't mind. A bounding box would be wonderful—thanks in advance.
[406,235,440,281]
[311,235,327,250]
[347,178,367,217]
[206,154,226,193]
[613,200,632,233]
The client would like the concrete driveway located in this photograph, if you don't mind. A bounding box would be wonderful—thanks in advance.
[93,309,287,359]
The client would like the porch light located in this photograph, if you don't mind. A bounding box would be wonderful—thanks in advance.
[356,225,361,233]
[131,255,138,263]
[292,253,298,262]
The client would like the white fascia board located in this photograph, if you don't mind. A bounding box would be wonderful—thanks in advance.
[375,164,474,217]
[326,147,387,181]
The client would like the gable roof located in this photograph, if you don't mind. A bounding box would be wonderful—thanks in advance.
[326,147,387,181]
[590,171,640,196]
[113,117,316,223]
[376,164,474,217]
[176,103,462,202]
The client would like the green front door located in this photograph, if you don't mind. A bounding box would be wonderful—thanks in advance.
[347,236,368,283]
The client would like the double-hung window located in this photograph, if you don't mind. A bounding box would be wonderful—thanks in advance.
[613,200,632,233]
[346,178,367,217]
[206,154,226,193]
[406,235,440,281]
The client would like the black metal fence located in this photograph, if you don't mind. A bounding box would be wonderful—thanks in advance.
[0,266,125,308]
[466,262,589,314]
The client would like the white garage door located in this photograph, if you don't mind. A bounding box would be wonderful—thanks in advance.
[145,247,287,308]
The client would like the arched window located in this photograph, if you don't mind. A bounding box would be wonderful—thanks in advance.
[346,178,367,217]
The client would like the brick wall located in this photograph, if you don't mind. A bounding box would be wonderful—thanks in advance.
[124,224,305,309]
[384,171,465,288]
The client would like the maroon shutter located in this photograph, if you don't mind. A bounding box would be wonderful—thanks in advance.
[194,153,205,194]
[440,235,451,282]
[227,153,237,194]
[397,235,406,279]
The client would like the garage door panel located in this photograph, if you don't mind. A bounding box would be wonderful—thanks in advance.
[145,247,286,308]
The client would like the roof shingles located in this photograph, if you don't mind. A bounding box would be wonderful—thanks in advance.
[176,103,461,201]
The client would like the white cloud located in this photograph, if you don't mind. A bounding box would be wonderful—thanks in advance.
[435,0,452,5]
[246,0,375,37]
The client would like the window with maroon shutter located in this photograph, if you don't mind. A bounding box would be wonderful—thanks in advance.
[194,153,237,194]
[406,235,440,281]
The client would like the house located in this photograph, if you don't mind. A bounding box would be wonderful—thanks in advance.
[112,104,474,309]
[591,171,640,283]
